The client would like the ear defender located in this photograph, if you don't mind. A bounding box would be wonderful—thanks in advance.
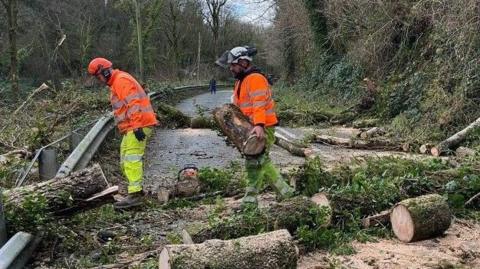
[97,64,112,80]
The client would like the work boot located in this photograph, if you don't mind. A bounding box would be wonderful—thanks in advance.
[114,192,143,210]
[240,194,258,210]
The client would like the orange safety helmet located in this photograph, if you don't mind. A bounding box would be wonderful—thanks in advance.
[88,58,113,75]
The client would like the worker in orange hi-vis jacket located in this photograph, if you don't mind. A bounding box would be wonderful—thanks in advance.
[88,57,158,209]
[216,46,295,207]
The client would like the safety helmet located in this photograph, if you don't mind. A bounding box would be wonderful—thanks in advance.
[88,58,113,75]
[215,46,257,68]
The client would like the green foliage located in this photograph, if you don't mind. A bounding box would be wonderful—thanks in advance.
[198,162,245,193]
[296,157,337,196]
[3,193,50,233]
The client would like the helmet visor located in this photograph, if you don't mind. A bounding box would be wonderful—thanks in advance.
[215,50,234,69]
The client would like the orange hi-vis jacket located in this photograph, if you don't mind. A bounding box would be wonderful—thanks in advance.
[233,72,278,127]
[108,70,158,133]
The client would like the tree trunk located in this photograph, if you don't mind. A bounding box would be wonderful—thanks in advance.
[3,164,108,214]
[314,135,407,151]
[133,0,144,82]
[189,195,331,243]
[431,117,480,156]
[274,135,309,157]
[390,194,452,243]
[213,104,265,156]
[3,0,19,98]
[359,127,385,139]
[159,229,298,269]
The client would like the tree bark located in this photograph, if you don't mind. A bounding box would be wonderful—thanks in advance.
[3,164,108,214]
[359,127,385,139]
[314,135,407,151]
[431,117,480,156]
[189,195,331,243]
[159,229,298,269]
[390,194,452,243]
[274,135,309,157]
[213,104,265,156]
[2,0,19,97]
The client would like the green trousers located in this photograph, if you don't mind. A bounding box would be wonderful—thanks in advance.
[243,127,294,204]
[120,127,153,194]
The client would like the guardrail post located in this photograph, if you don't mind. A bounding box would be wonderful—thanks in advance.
[0,190,7,247]
[39,148,58,180]
[69,131,83,151]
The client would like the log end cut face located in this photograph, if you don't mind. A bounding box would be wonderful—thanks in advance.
[391,204,415,242]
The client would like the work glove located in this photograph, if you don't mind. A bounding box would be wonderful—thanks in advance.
[134,128,146,141]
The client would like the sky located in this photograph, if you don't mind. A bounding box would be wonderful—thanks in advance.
[228,0,276,26]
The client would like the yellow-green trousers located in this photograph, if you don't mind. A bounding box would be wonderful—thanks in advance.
[243,127,294,204]
[120,127,153,194]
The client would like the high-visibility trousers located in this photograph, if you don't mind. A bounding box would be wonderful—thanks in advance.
[120,127,153,194]
[243,127,294,202]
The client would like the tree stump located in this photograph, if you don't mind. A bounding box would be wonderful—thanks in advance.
[213,104,265,156]
[159,229,298,269]
[390,194,452,243]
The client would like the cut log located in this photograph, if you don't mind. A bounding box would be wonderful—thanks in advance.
[390,194,452,243]
[314,135,406,151]
[431,117,480,156]
[159,229,298,269]
[419,144,434,154]
[455,146,476,158]
[213,104,265,156]
[189,195,331,243]
[361,210,391,228]
[359,127,385,139]
[274,134,309,157]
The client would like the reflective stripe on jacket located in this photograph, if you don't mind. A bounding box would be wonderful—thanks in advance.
[233,72,278,126]
[108,70,158,133]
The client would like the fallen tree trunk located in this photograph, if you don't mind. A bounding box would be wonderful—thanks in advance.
[3,164,108,212]
[157,103,191,128]
[190,116,216,129]
[431,117,480,156]
[359,127,385,139]
[159,229,298,269]
[274,134,309,157]
[314,135,408,151]
[390,194,451,243]
[213,104,265,156]
[2,164,110,229]
[189,195,331,243]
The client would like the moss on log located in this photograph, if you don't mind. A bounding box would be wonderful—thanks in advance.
[2,164,108,232]
[189,196,331,243]
[159,229,298,269]
[390,194,452,242]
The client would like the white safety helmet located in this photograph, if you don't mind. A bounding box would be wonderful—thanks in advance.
[215,46,257,68]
